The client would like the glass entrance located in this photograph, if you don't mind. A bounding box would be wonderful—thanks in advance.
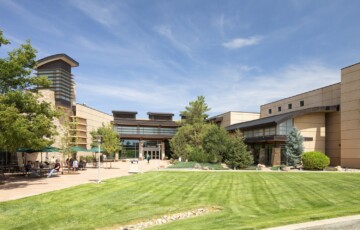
[264,144,273,165]
[143,148,160,159]
[253,145,261,165]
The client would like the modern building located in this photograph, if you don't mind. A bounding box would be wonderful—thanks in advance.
[112,111,179,160]
[35,54,113,151]
[36,54,79,108]
[226,62,360,168]
[208,111,260,128]
[72,103,113,150]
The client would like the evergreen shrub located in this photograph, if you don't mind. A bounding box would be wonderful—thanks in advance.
[302,151,330,170]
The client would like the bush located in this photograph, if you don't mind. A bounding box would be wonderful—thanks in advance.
[302,151,330,170]
[188,148,208,163]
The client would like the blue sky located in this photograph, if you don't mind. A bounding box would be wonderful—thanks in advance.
[1,0,360,119]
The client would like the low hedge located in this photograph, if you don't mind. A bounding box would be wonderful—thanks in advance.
[302,151,330,170]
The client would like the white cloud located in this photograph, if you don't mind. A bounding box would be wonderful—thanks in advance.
[0,0,63,36]
[76,60,340,118]
[205,60,339,114]
[154,25,194,59]
[69,0,120,28]
[222,36,263,49]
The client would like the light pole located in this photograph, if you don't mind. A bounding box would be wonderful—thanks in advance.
[97,135,102,184]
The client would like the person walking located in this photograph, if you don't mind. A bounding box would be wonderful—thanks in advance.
[146,153,150,164]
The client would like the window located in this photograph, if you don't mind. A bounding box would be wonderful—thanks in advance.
[288,104,292,109]
[278,106,282,112]
[300,100,305,107]
[278,119,293,135]
[244,130,254,138]
[264,127,276,136]
[254,129,263,137]
[268,109,272,114]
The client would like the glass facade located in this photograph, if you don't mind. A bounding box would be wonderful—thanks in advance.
[244,126,276,138]
[278,119,293,135]
[115,126,177,136]
[121,140,139,159]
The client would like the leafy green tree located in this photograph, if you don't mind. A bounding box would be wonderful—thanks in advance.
[285,128,304,166]
[225,130,253,169]
[0,31,58,155]
[203,124,229,163]
[90,124,121,158]
[59,113,76,170]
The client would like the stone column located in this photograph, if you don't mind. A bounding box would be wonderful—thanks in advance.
[161,141,165,160]
[271,147,281,166]
[139,140,143,160]
[259,148,266,164]
[115,153,119,161]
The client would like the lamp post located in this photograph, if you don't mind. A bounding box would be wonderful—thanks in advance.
[97,135,102,184]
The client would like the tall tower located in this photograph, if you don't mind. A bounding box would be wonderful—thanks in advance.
[36,54,79,108]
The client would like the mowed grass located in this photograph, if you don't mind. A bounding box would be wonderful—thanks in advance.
[1,172,360,230]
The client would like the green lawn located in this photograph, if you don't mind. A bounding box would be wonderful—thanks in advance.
[1,172,360,229]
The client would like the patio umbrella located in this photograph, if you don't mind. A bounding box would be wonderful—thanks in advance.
[71,146,88,152]
[89,146,104,153]
[40,146,61,163]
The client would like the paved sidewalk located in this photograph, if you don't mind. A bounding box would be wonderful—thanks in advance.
[0,160,168,202]
[265,214,360,230]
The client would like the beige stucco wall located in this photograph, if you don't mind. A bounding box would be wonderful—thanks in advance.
[38,89,65,149]
[75,104,113,149]
[294,113,326,153]
[341,63,360,168]
[260,83,341,118]
[214,111,260,128]
[325,112,341,166]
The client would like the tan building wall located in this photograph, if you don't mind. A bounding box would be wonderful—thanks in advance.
[260,83,341,118]
[75,104,113,149]
[294,113,326,153]
[325,112,341,166]
[341,63,360,168]
[211,111,260,128]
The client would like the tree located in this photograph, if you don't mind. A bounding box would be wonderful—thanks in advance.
[170,96,211,160]
[0,31,58,156]
[180,96,210,125]
[285,128,304,166]
[90,124,121,158]
[203,124,229,163]
[225,130,253,169]
[59,112,76,170]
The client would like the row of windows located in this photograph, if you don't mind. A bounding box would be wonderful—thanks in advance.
[243,119,294,138]
[115,126,177,135]
[244,127,276,138]
[268,100,305,114]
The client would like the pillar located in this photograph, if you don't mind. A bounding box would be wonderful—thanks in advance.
[259,148,266,164]
[139,140,143,160]
[271,147,281,166]
[161,141,165,160]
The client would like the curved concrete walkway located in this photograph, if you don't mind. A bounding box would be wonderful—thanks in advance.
[0,160,168,202]
[265,214,360,230]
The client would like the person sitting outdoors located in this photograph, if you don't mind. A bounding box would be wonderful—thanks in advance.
[47,159,60,178]
[25,161,32,175]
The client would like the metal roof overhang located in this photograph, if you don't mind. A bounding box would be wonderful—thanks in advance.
[226,105,339,132]
[36,54,79,68]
